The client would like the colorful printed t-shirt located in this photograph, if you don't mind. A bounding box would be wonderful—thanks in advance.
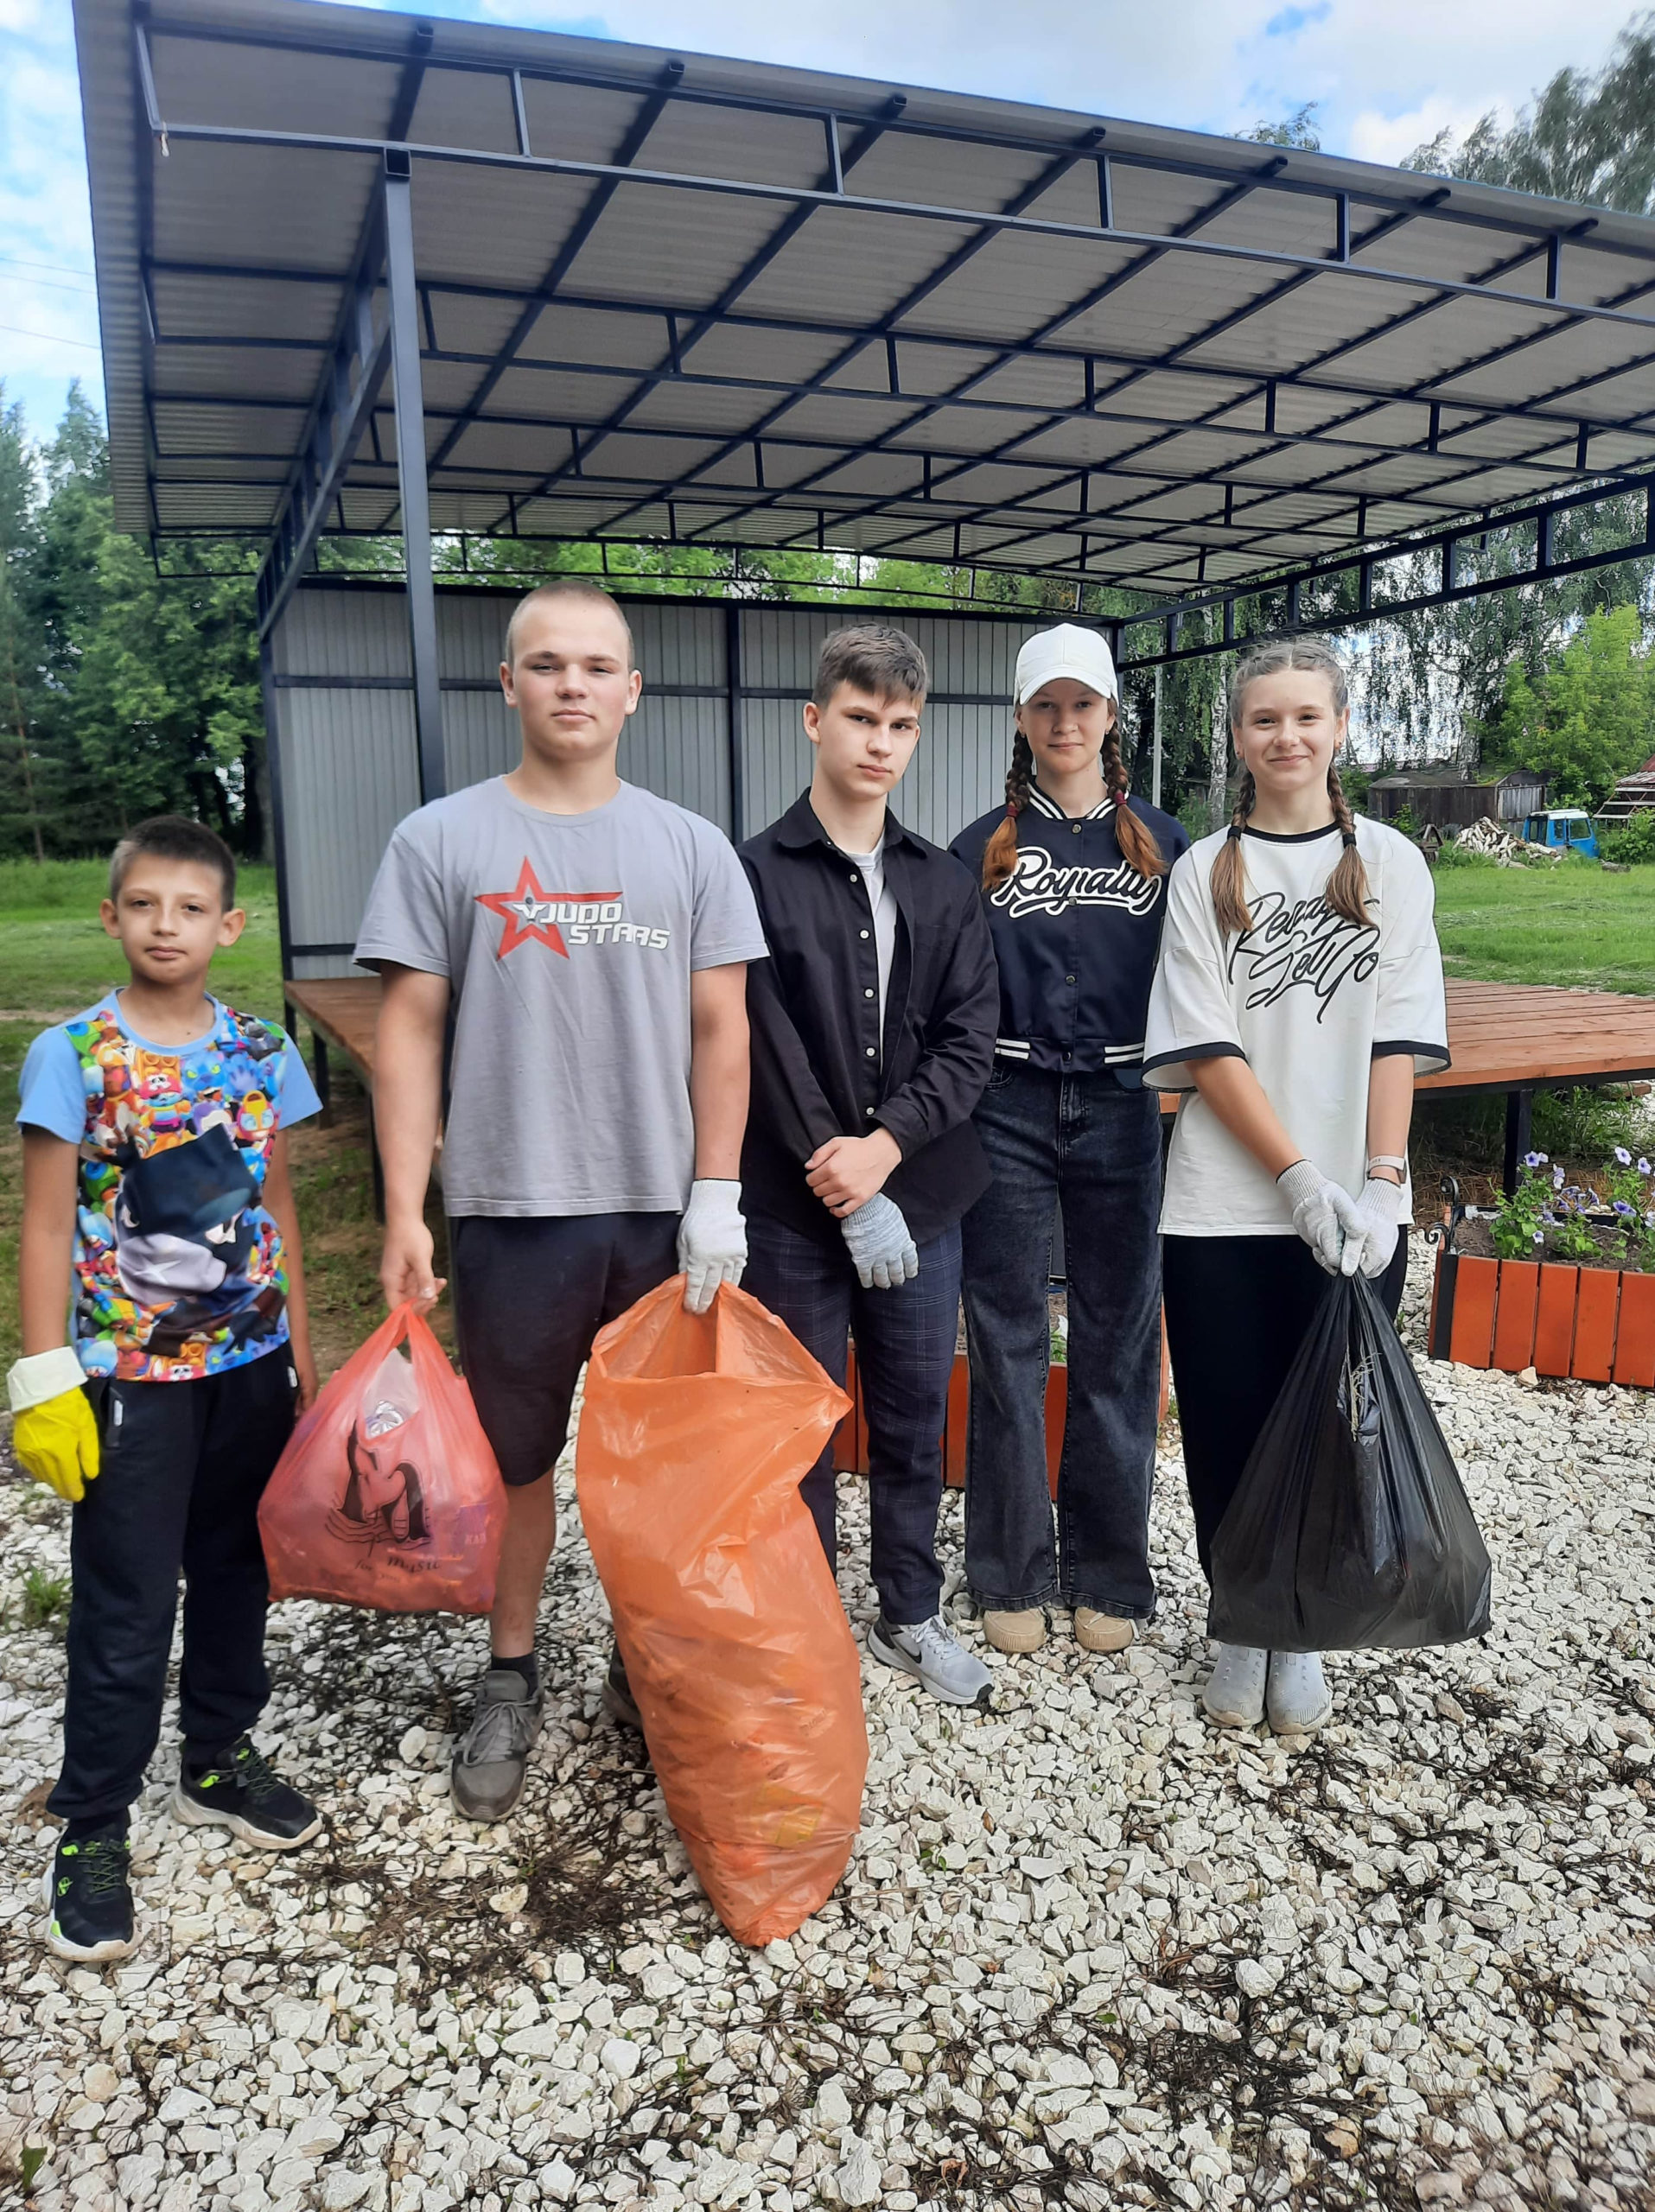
[1143,815,1449,1236]
[16,995,322,1382]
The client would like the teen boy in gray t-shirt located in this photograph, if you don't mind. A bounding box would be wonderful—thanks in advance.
[354,579,766,1821]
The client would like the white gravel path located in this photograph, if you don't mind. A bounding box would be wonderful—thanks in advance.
[3,1243,1653,2212]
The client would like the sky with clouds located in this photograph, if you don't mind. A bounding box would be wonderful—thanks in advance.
[0,0,1644,442]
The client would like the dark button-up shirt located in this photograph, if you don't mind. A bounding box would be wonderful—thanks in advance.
[739,792,999,1248]
[951,785,1189,1077]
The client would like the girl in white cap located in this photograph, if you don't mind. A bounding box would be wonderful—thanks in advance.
[1143,637,1448,1733]
[949,625,1188,1657]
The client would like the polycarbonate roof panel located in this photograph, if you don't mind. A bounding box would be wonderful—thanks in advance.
[75,0,1655,600]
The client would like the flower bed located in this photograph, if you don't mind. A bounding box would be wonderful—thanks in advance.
[1429,1147,1655,1383]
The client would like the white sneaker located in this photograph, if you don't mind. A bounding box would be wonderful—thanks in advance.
[1266,1649,1333,1734]
[1201,1642,1268,1727]
[869,1613,992,1707]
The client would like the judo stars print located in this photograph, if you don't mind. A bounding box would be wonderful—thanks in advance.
[474,860,621,958]
[474,860,672,957]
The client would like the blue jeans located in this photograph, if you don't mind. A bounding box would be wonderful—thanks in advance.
[743,1212,962,1624]
[960,1065,1162,1618]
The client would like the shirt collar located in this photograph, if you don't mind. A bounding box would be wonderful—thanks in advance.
[1025,783,1116,824]
[774,789,920,855]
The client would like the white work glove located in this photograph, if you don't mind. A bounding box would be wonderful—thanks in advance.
[678,1179,747,1315]
[1338,1177,1403,1280]
[841,1192,920,1291]
[1276,1159,1349,1274]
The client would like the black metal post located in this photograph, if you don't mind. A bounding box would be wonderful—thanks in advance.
[384,151,446,804]
[725,599,746,843]
[1502,1088,1533,1198]
[258,633,296,983]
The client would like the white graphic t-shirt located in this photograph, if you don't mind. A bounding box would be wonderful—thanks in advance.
[354,779,767,1217]
[1143,815,1448,1236]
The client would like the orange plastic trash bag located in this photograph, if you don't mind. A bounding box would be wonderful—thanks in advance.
[258,1304,506,1614]
[576,1276,867,1946]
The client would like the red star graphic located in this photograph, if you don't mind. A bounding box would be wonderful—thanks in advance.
[474,860,621,959]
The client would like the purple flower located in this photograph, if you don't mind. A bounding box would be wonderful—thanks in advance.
[1640,1159,1652,1177]
[1532,1230,1544,1244]
[1541,1209,1557,1225]
[1615,1199,1635,1216]
[1525,1151,1548,1169]
[1615,1147,1633,1166]
[1553,1166,1567,1190]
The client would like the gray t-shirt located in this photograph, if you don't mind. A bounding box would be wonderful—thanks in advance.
[839,835,898,1051]
[353,779,767,1217]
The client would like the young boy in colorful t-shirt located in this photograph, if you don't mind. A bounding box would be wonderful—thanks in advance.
[11,817,325,1961]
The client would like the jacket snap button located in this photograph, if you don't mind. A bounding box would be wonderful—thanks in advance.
[859,929,869,939]
[865,1046,876,1058]
[865,1107,875,1117]
[1072,823,1081,835]
[1066,975,1076,984]
[864,988,875,998]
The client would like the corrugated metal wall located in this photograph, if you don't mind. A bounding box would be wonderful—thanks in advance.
[270,582,1045,976]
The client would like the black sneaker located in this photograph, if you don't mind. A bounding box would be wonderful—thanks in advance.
[173,1736,322,1850]
[601,1645,643,1732]
[42,1828,137,1962]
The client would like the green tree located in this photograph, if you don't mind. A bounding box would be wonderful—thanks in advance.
[1405,16,1655,213]
[1244,103,1322,151]
[0,391,46,860]
[1491,604,1655,806]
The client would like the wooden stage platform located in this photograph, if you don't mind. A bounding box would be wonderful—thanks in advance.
[285,973,1655,1200]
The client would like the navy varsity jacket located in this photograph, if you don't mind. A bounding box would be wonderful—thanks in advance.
[949,784,1190,1076]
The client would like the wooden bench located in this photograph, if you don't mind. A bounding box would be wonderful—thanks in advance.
[289,972,1655,1201]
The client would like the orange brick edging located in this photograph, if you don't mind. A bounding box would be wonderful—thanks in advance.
[832,1326,1172,1497]
[1429,1245,1655,1387]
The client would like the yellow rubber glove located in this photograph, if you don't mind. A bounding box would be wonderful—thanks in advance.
[9,1349,100,1504]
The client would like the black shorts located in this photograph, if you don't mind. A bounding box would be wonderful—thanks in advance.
[449,1212,678,1488]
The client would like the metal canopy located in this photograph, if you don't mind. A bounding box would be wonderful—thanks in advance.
[77,0,1655,621]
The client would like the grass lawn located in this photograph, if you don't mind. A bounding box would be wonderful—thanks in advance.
[0,861,450,1386]
[1432,854,1655,995]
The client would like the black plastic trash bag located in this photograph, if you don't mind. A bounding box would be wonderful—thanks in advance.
[1207,1272,1492,1653]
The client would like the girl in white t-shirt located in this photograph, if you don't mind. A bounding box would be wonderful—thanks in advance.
[1143,637,1448,1735]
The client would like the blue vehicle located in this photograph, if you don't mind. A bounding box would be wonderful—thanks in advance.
[1521,809,1599,858]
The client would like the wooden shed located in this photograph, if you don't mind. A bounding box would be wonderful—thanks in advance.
[1367,766,1545,829]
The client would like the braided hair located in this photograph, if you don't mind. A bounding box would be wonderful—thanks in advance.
[1208,637,1372,938]
[981,713,1167,889]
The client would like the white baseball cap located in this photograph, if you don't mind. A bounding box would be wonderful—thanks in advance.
[1014,623,1119,706]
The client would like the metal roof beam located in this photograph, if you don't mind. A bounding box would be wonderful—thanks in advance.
[142,261,1655,453]
[252,256,390,636]
[421,54,686,477]
[149,116,1655,338]
[137,13,1655,271]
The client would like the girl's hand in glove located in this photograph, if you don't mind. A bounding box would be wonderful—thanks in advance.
[678,1179,748,1314]
[842,1192,920,1291]
[1276,1160,1351,1274]
[1338,1177,1403,1280]
[8,1348,99,1503]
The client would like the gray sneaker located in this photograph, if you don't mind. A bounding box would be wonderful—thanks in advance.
[868,1613,992,1707]
[450,1669,543,1821]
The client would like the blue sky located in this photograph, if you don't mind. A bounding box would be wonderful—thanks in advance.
[1,0,1641,442]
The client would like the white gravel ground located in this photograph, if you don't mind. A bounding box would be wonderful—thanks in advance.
[3,1243,1654,2212]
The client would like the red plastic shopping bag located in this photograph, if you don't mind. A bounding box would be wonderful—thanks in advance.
[258,1304,506,1614]
[576,1277,866,1946]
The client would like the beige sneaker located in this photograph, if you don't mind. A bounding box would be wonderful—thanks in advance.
[1074,1607,1136,1654]
[981,1608,1046,1654]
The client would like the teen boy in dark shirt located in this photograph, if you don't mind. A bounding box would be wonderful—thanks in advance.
[740,626,1000,1705]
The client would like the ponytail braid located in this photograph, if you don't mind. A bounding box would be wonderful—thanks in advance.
[1324,762,1372,928]
[1209,769,1257,938]
[1098,721,1168,879]
[981,728,1035,889]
